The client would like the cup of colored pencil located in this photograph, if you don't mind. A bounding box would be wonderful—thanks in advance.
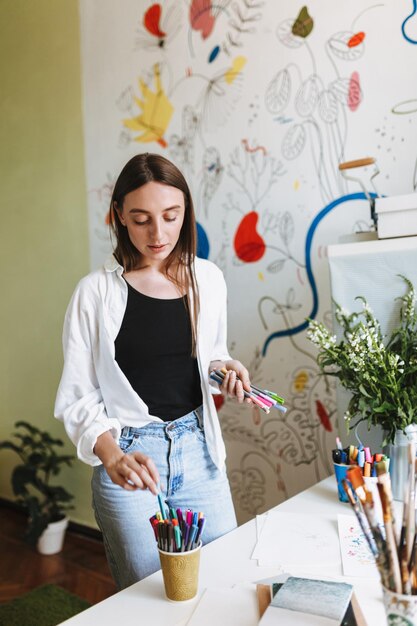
[342,443,417,624]
[150,495,205,601]
[209,368,287,414]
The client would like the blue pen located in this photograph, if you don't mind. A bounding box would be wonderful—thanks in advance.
[274,404,287,414]
[187,524,198,550]
[210,372,224,385]
[195,517,206,546]
[157,493,167,520]
[192,512,198,526]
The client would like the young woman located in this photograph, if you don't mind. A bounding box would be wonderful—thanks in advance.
[55,153,253,589]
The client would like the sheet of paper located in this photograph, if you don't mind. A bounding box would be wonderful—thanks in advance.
[253,511,340,569]
[251,513,268,560]
[185,584,258,626]
[337,513,379,578]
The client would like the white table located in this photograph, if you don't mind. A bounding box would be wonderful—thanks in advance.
[61,477,386,625]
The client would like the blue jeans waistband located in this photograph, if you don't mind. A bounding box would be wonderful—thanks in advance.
[120,405,203,439]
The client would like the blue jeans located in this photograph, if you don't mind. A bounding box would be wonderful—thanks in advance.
[91,407,237,589]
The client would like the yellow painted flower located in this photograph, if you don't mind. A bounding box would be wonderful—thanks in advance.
[123,64,173,147]
[225,56,246,85]
[294,370,308,392]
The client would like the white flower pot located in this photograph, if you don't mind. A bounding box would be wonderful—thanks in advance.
[37,516,69,555]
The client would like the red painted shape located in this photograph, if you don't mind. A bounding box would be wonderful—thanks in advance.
[144,4,166,38]
[348,71,361,112]
[213,394,225,411]
[315,399,333,432]
[234,211,266,263]
[189,0,215,40]
[347,31,365,48]
[241,138,267,155]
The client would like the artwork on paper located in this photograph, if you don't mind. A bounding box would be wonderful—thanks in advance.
[337,513,380,578]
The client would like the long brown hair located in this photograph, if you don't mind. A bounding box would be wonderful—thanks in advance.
[109,153,200,353]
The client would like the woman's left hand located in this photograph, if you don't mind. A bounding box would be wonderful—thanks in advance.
[209,359,252,404]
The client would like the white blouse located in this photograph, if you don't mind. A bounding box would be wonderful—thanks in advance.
[54,255,231,469]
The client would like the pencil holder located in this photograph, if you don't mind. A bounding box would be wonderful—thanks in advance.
[158,541,201,601]
[333,463,349,502]
[382,585,417,625]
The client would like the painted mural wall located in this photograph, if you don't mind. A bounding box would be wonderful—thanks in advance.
[79,0,417,523]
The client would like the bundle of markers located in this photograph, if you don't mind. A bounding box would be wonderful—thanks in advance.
[209,368,287,414]
[342,442,417,595]
[149,494,205,553]
[332,436,389,477]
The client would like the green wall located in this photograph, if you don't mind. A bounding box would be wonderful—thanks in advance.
[0,0,96,526]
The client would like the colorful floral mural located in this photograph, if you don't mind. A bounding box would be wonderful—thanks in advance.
[79,1,417,523]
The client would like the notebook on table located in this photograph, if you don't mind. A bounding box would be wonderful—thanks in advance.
[257,576,367,626]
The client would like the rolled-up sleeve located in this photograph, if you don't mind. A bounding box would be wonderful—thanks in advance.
[54,281,121,466]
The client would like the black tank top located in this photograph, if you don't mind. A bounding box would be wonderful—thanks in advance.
[114,281,202,421]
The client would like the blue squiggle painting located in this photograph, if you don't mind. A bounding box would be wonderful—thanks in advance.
[262,192,378,356]
[402,0,417,44]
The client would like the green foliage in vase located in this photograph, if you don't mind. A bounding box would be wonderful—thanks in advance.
[0,421,75,545]
[307,276,417,444]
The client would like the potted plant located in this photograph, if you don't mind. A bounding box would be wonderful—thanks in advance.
[307,276,417,497]
[0,420,75,553]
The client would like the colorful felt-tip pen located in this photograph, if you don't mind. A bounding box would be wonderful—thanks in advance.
[157,493,167,520]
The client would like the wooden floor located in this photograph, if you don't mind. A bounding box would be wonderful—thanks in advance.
[0,505,117,606]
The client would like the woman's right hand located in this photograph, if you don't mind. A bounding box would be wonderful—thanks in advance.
[94,431,160,494]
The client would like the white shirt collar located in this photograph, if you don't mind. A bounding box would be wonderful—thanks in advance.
[104,254,124,275]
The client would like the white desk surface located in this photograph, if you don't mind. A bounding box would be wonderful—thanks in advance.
[61,477,386,625]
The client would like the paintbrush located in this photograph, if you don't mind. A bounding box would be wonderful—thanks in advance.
[408,509,417,594]
[396,443,416,594]
[376,462,403,592]
[407,458,417,594]
[398,476,412,594]
[342,478,379,556]
[347,466,390,589]
[407,443,416,563]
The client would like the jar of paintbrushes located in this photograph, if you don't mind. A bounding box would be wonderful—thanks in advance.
[342,442,417,624]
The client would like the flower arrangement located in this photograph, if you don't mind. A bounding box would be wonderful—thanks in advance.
[307,276,417,445]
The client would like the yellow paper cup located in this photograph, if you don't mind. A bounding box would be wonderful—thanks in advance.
[382,585,417,625]
[158,541,201,601]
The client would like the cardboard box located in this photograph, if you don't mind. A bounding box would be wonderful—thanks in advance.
[375,192,417,239]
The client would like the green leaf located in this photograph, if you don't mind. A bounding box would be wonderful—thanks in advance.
[0,441,22,454]
[11,465,38,495]
[358,384,372,398]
